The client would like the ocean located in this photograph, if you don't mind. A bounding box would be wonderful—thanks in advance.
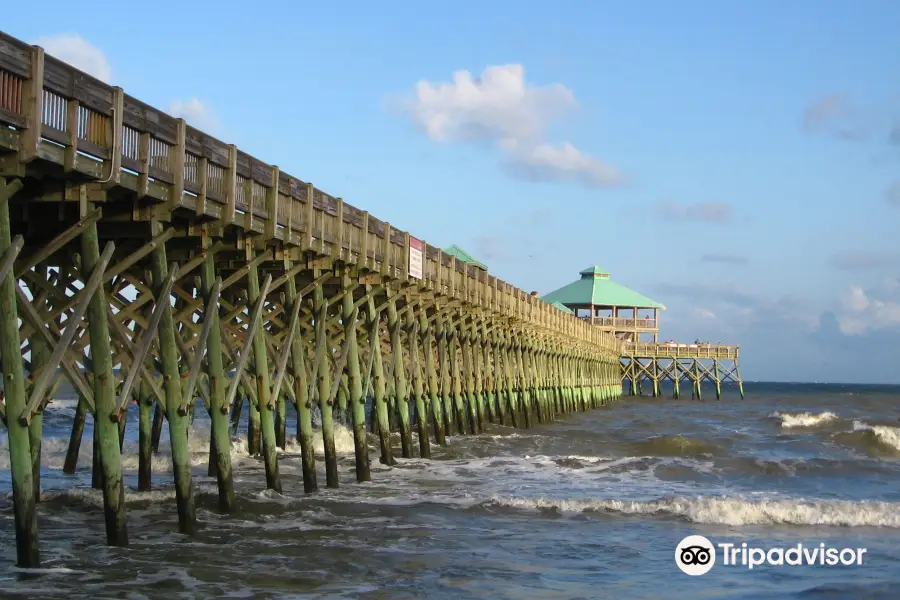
[1,382,899,599]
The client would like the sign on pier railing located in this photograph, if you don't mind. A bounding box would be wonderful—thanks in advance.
[409,237,424,279]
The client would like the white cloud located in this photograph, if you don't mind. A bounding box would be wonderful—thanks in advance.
[503,140,622,187]
[33,34,112,83]
[402,65,575,143]
[391,64,621,189]
[837,285,900,335]
[168,98,220,134]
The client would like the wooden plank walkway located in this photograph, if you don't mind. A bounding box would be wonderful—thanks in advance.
[0,30,624,567]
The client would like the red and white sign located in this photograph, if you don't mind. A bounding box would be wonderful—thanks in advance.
[409,237,424,280]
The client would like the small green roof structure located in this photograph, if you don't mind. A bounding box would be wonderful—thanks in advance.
[443,245,487,271]
[549,301,574,314]
[542,266,665,309]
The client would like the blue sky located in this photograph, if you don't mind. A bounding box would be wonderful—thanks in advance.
[6,0,900,383]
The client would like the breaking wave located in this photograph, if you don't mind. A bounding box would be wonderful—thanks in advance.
[770,411,838,428]
[832,421,900,457]
[489,495,900,527]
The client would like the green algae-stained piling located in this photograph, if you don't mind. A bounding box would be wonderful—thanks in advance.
[0,29,632,563]
[0,176,39,568]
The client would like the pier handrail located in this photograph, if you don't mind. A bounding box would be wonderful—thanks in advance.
[0,31,622,356]
[622,341,739,359]
[581,317,657,328]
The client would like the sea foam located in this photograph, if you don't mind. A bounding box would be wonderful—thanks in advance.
[490,495,900,527]
[771,411,838,428]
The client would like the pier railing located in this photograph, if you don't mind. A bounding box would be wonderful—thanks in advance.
[581,317,657,329]
[622,342,739,359]
[0,32,623,355]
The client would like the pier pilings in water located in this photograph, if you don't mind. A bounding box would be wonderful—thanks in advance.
[0,29,624,568]
[620,344,744,400]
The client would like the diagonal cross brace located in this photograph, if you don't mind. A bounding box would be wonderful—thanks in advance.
[326,330,352,407]
[269,286,304,410]
[306,300,330,404]
[15,284,95,412]
[178,277,221,414]
[223,274,272,413]
[361,316,377,398]
[106,305,167,410]
[111,264,180,419]
[19,241,115,426]
[14,208,103,277]
[0,235,24,287]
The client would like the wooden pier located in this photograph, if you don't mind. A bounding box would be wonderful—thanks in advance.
[0,32,625,567]
[620,342,743,400]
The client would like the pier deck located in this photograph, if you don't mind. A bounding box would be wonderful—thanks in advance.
[0,30,624,567]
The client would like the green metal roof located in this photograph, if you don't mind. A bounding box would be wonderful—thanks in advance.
[549,301,575,314]
[443,245,487,270]
[541,265,666,309]
[579,266,609,276]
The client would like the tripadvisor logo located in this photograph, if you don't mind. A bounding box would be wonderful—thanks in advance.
[675,535,868,575]
[676,535,716,576]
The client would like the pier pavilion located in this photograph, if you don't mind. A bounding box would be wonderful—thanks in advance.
[542,267,744,401]
[541,266,665,343]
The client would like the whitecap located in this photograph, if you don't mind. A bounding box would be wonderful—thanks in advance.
[770,411,838,428]
[490,494,900,527]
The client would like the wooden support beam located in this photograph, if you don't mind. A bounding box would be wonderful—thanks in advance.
[20,242,114,426]
[178,278,221,413]
[0,176,40,567]
[15,208,102,277]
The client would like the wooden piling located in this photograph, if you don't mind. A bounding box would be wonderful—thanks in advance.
[149,224,195,535]
[247,257,281,493]
[366,297,395,465]
[406,305,430,458]
[421,307,446,445]
[437,315,455,436]
[387,295,413,456]
[28,279,49,501]
[313,284,339,487]
[286,272,318,492]
[342,273,371,482]
[449,321,468,435]
[201,251,234,510]
[0,177,40,567]
[137,381,153,492]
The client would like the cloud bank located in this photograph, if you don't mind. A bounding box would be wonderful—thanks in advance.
[390,64,622,189]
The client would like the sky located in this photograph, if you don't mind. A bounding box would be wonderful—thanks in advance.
[5,0,900,383]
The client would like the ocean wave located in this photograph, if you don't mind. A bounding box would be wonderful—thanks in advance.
[625,435,723,457]
[0,423,359,473]
[831,421,900,457]
[729,456,886,477]
[852,421,900,451]
[770,411,838,428]
[488,495,900,527]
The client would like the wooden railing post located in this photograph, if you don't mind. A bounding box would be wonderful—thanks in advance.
[265,167,279,240]
[105,87,125,186]
[223,144,237,224]
[167,118,185,207]
[20,45,44,162]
